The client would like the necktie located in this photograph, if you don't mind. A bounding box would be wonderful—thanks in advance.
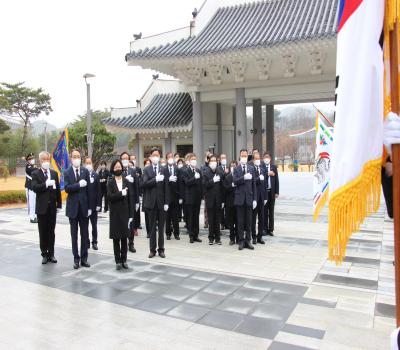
[256,166,259,174]
[169,166,173,175]
[154,166,157,174]
[75,168,80,181]
[243,165,246,173]
[44,170,48,180]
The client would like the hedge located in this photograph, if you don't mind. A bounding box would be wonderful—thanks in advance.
[0,190,26,205]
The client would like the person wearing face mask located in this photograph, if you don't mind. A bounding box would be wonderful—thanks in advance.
[218,153,228,230]
[141,158,151,239]
[223,160,238,245]
[233,149,257,251]
[262,152,279,237]
[176,158,185,222]
[64,149,91,269]
[31,151,62,264]
[165,152,181,240]
[84,157,102,250]
[251,151,266,245]
[98,161,110,213]
[25,153,38,223]
[120,152,140,253]
[141,147,170,258]
[201,151,211,229]
[182,153,203,243]
[202,155,224,245]
[130,154,143,232]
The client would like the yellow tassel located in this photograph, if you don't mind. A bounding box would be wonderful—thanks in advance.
[328,158,382,264]
[313,187,329,222]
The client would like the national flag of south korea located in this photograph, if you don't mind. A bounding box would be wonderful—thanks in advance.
[328,0,384,262]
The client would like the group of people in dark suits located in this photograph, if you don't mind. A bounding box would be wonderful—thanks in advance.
[30,146,279,270]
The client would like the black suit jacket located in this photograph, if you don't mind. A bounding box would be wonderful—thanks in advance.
[64,166,90,219]
[182,166,202,205]
[202,167,224,208]
[122,167,139,207]
[222,172,235,208]
[253,164,266,202]
[233,164,257,206]
[166,164,180,204]
[88,171,102,211]
[265,163,279,196]
[31,169,62,215]
[98,169,110,191]
[25,164,36,190]
[141,164,170,210]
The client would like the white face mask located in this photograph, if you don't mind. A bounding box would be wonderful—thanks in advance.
[72,158,81,168]
[85,164,93,172]
[264,158,271,165]
[254,160,261,166]
[240,157,247,165]
[101,165,106,170]
[220,159,227,166]
[230,166,235,173]
[152,156,159,165]
[190,160,197,167]
[209,161,217,170]
[177,164,183,169]
[161,163,166,167]
[132,160,136,166]
[121,159,129,168]
[41,162,50,170]
[167,158,174,165]
[29,159,35,165]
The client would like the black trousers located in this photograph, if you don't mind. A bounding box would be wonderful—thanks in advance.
[148,207,165,252]
[187,201,201,239]
[144,210,150,237]
[225,205,237,242]
[88,211,98,244]
[128,220,135,245]
[101,189,108,211]
[37,207,56,257]
[220,207,226,227]
[264,191,275,232]
[113,238,127,263]
[236,205,252,243]
[166,202,180,237]
[134,203,141,229]
[69,210,89,263]
[207,206,221,242]
[252,199,264,239]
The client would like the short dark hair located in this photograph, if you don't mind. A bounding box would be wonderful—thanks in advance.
[150,147,161,156]
[166,152,173,158]
[120,151,130,159]
[174,153,180,157]
[230,160,237,167]
[177,158,184,164]
[100,160,107,166]
[263,151,272,158]
[110,159,123,174]
[143,157,150,167]
[239,149,248,155]
[209,154,217,162]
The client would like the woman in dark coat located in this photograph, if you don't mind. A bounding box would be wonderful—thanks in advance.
[107,159,133,270]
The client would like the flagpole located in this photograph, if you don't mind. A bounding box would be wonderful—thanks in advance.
[389,17,400,326]
[312,105,334,127]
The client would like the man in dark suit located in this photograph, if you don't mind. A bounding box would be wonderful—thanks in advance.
[182,153,203,244]
[98,161,110,212]
[165,152,181,240]
[263,152,279,236]
[25,153,37,223]
[130,154,143,231]
[251,151,266,245]
[217,153,228,230]
[31,151,62,264]
[141,147,170,258]
[223,161,238,245]
[84,157,102,250]
[233,149,256,250]
[121,152,140,253]
[64,149,91,269]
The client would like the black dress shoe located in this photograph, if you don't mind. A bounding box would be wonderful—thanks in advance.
[116,263,122,270]
[92,243,98,250]
[139,225,143,229]
[148,251,156,258]
[262,230,268,236]
[194,238,202,243]
[166,235,171,240]
[41,257,48,264]
[122,262,129,269]
[246,242,255,250]
[73,262,80,269]
[81,261,90,268]
[238,242,244,250]
[48,256,57,263]
[129,244,136,253]
[229,240,235,246]
[209,241,214,245]
[268,231,274,236]
[215,240,222,245]
[159,251,166,258]
[87,242,91,249]
[257,238,265,244]
[174,235,180,240]
[31,218,38,224]
[146,234,150,238]
[190,238,194,243]
[252,239,257,245]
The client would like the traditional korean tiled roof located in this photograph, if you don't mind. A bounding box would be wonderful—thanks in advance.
[103,92,192,131]
[126,0,338,61]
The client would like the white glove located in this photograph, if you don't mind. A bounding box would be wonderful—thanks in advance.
[90,177,94,184]
[135,203,140,211]
[156,174,164,182]
[232,183,236,187]
[179,199,183,204]
[88,209,92,217]
[244,173,252,180]
[46,179,55,188]
[264,200,268,205]
[121,188,127,196]
[56,208,61,214]
[128,218,133,229]
[125,175,134,183]
[384,112,400,155]
[252,200,257,210]
[96,206,101,212]
[164,204,169,211]
[259,174,264,181]
[213,175,220,183]
[221,203,225,209]
[194,172,200,179]
[169,175,177,182]
[79,179,87,188]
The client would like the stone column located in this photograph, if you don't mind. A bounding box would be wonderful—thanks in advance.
[217,103,222,154]
[133,133,140,164]
[252,99,262,153]
[192,92,204,157]
[164,132,172,154]
[235,88,247,157]
[265,104,275,159]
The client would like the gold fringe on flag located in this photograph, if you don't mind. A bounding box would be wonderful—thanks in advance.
[313,186,329,222]
[328,158,382,263]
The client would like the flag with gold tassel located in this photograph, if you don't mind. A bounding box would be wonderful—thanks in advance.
[328,0,384,263]
[51,128,70,200]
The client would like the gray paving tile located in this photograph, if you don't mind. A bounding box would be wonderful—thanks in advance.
[283,324,325,339]
[0,229,23,235]
[83,273,117,284]
[251,303,293,321]
[299,297,336,308]
[236,315,284,339]
[136,296,178,314]
[179,277,210,291]
[270,283,307,296]
[191,271,221,282]
[165,267,194,277]
[216,298,256,315]
[186,291,225,308]
[263,291,301,307]
[112,291,151,307]
[149,274,185,285]
[198,310,244,331]
[244,279,273,291]
[217,275,248,286]
[160,286,197,302]
[232,287,269,302]
[203,281,239,296]
[167,303,210,322]
[148,264,170,272]
[268,342,314,350]
[131,282,168,295]
[131,271,160,281]
[83,286,123,302]
[375,302,396,318]
[109,278,142,291]
[58,278,99,295]
[315,273,378,290]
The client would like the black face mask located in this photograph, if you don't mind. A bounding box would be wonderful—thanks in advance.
[114,169,123,177]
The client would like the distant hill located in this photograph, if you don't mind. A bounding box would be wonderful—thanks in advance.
[31,120,58,135]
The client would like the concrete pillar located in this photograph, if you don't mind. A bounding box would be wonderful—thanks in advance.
[217,103,222,154]
[164,132,172,155]
[265,104,275,160]
[252,99,262,153]
[235,88,247,158]
[192,92,203,157]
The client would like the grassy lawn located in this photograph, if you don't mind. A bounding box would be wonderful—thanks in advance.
[0,177,25,192]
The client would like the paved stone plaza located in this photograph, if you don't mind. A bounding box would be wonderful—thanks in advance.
[0,173,395,349]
